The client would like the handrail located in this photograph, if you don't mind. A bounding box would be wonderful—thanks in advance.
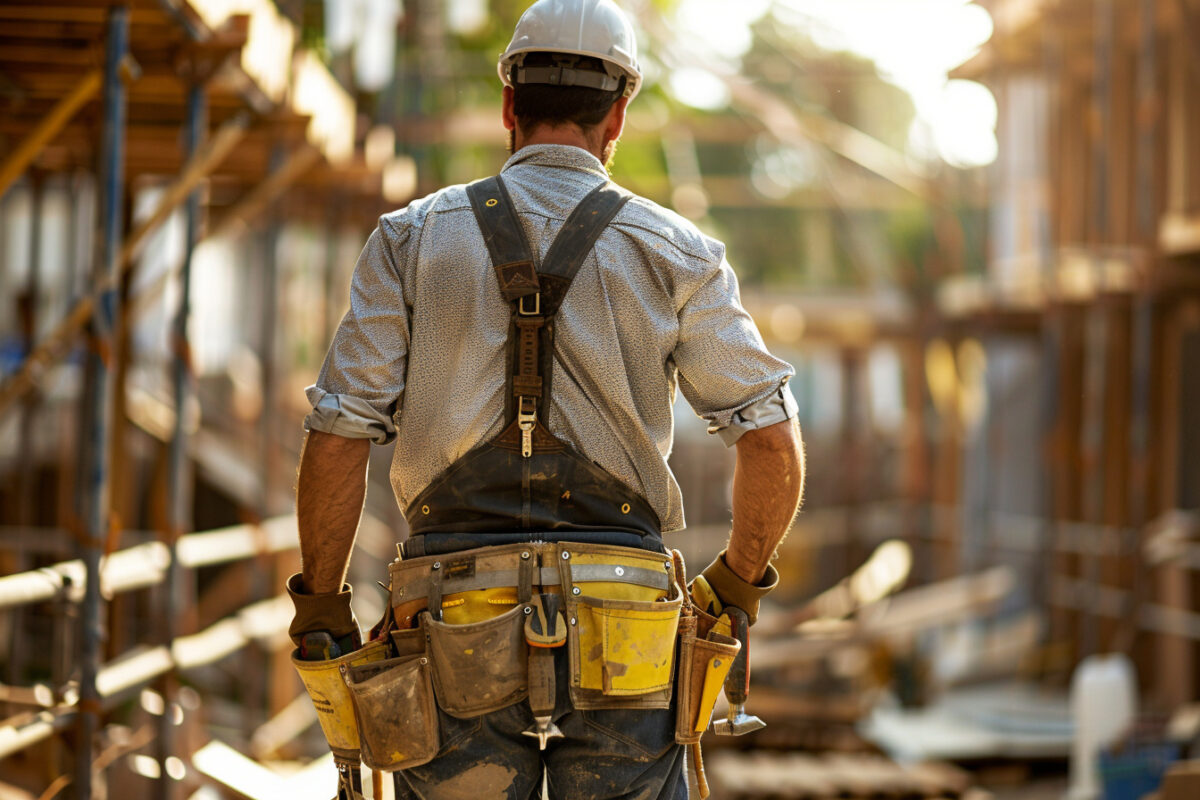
[0,594,292,761]
[0,516,298,611]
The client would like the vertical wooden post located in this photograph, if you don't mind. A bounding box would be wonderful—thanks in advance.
[8,175,42,689]
[154,80,206,800]
[76,7,129,797]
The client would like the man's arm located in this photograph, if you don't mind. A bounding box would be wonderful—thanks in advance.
[296,429,371,594]
[726,417,804,584]
[692,417,803,623]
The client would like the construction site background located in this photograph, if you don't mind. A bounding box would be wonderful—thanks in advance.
[1,1,1199,798]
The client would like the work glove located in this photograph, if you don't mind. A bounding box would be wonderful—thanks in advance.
[689,549,779,626]
[286,573,362,661]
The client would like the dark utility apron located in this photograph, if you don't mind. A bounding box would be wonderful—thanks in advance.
[402,176,663,558]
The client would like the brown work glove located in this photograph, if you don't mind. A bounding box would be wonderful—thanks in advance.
[286,573,361,660]
[692,550,779,626]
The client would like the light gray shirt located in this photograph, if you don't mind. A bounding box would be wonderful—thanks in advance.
[306,144,796,532]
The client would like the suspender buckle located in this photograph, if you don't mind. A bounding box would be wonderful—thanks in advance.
[518,293,541,316]
[517,397,537,458]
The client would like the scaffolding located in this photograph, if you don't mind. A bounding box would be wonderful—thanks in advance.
[0,1,397,797]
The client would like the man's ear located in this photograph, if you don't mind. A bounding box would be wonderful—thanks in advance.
[502,85,517,131]
[603,96,629,146]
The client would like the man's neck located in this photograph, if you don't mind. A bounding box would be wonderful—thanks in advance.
[515,125,604,162]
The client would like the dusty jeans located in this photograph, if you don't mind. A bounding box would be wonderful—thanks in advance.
[392,648,686,800]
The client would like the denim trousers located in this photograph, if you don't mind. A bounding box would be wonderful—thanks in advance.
[392,647,687,800]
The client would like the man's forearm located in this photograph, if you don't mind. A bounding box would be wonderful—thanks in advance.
[726,417,804,584]
[296,430,371,594]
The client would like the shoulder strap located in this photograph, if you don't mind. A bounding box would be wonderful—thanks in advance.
[538,182,631,314]
[464,174,633,455]
[466,176,539,304]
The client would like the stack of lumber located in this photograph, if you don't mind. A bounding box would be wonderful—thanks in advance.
[707,751,987,800]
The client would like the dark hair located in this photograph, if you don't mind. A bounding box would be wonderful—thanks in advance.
[511,53,624,132]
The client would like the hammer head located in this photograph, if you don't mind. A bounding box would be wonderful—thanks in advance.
[711,705,766,736]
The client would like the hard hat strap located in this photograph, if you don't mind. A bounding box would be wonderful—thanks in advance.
[515,64,624,93]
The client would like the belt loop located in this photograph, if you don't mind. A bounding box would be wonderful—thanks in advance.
[518,549,534,604]
[428,560,444,622]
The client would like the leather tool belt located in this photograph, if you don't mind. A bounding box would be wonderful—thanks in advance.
[332,542,739,775]
[387,541,680,712]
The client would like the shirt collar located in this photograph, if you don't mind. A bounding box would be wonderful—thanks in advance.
[501,144,608,177]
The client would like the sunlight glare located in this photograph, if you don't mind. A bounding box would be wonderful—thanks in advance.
[668,67,731,111]
[770,0,999,167]
[672,0,772,63]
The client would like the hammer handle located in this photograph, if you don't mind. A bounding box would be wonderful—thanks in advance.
[723,607,751,705]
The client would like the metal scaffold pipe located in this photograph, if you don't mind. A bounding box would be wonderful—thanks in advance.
[0,517,299,612]
[156,77,205,800]
[76,7,129,797]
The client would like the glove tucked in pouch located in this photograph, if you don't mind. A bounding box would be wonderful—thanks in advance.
[291,640,389,761]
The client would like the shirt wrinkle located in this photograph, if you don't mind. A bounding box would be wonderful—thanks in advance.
[305,143,796,531]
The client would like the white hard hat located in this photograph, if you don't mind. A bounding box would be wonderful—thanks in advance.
[498,0,642,100]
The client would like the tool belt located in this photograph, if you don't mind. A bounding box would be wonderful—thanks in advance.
[301,541,737,778]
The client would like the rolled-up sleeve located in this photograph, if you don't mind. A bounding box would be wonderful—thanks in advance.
[674,256,797,446]
[303,218,411,444]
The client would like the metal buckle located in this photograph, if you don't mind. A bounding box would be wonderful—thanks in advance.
[518,292,541,316]
[517,397,537,458]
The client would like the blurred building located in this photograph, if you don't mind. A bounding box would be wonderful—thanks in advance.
[949,0,1200,707]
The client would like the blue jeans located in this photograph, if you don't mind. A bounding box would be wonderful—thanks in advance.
[392,649,687,800]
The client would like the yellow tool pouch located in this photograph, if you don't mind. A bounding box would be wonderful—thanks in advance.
[341,652,440,772]
[568,593,683,696]
[674,613,740,744]
[291,640,389,760]
[424,605,529,717]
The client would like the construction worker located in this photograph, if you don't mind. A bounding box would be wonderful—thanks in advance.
[289,1,804,797]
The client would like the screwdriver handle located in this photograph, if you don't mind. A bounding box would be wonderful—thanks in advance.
[723,606,751,705]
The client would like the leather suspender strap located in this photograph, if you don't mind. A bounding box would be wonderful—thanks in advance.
[537,182,631,314]
[466,177,539,306]
[466,174,632,457]
[465,175,633,313]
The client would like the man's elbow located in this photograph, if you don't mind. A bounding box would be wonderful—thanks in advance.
[736,417,802,460]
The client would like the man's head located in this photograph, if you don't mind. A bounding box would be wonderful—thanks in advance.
[498,0,641,165]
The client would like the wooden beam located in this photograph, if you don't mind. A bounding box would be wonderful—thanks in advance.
[0,67,101,197]
[208,143,321,239]
[0,7,165,25]
[118,110,249,266]
[0,112,249,419]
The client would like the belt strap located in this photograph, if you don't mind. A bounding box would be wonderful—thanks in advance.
[395,563,669,604]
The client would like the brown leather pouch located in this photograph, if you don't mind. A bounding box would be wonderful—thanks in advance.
[389,623,426,658]
[343,654,439,771]
[675,612,740,744]
[424,605,529,717]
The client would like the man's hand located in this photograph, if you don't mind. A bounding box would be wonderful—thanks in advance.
[694,417,803,624]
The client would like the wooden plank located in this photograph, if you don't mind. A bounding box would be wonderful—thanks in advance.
[118,111,249,265]
[0,19,170,40]
[1102,299,1134,652]
[0,113,248,419]
[208,144,321,238]
[0,67,102,197]
[1160,211,1200,254]
[1157,301,1192,706]
[0,7,165,24]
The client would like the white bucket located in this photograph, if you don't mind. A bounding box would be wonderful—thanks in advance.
[1066,653,1138,800]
